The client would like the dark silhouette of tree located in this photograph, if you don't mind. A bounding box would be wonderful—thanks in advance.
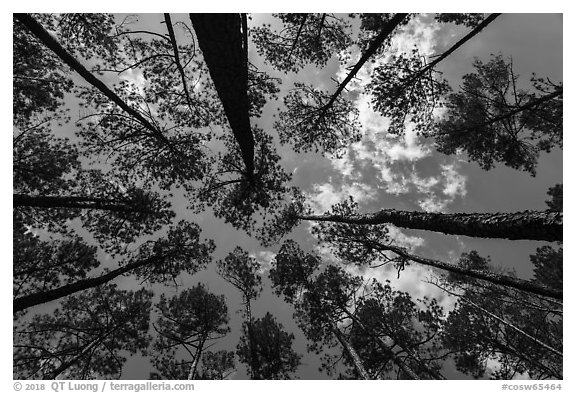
[14,124,175,254]
[150,284,230,380]
[271,240,447,379]
[530,246,562,292]
[545,184,562,212]
[237,312,301,379]
[13,217,99,300]
[275,82,361,157]
[368,47,450,135]
[14,221,214,313]
[190,13,255,178]
[434,13,485,27]
[273,14,408,157]
[368,14,500,135]
[347,282,446,379]
[216,247,263,379]
[252,13,352,73]
[13,284,152,379]
[270,241,370,379]
[16,13,211,194]
[197,127,291,233]
[195,350,236,380]
[13,14,73,129]
[434,55,562,176]
[438,252,562,379]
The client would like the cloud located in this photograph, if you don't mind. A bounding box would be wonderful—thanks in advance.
[441,163,467,198]
[308,182,377,213]
[250,250,277,274]
[343,263,459,314]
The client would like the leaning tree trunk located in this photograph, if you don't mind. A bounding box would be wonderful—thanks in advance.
[14,14,173,148]
[329,319,371,379]
[297,209,562,242]
[13,194,151,214]
[371,241,562,300]
[322,13,408,111]
[397,13,501,93]
[13,253,169,312]
[190,13,255,179]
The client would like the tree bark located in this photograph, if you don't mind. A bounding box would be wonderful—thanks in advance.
[13,254,164,313]
[190,13,255,178]
[298,209,562,242]
[372,241,562,300]
[13,194,150,214]
[329,319,371,379]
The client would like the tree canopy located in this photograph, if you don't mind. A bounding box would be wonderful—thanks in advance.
[12,13,562,381]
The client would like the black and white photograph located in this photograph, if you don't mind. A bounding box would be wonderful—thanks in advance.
[12,11,564,384]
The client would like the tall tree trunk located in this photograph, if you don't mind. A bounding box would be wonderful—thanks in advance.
[13,194,151,214]
[341,307,423,380]
[13,254,166,312]
[370,241,562,300]
[297,209,562,242]
[329,319,371,379]
[190,13,254,179]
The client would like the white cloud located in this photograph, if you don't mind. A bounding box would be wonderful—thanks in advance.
[441,163,467,198]
[343,263,459,314]
[250,250,276,274]
[308,182,377,213]
[119,68,147,95]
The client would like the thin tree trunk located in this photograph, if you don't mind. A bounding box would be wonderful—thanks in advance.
[188,334,207,380]
[49,328,115,379]
[287,14,309,60]
[397,13,501,93]
[13,194,150,214]
[329,319,371,379]
[13,254,165,312]
[190,13,254,179]
[371,241,562,300]
[164,13,195,112]
[244,296,260,379]
[297,209,562,242]
[432,283,562,358]
[341,307,423,380]
[480,89,562,129]
[322,13,408,111]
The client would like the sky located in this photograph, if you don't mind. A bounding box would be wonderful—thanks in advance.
[7,10,568,385]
